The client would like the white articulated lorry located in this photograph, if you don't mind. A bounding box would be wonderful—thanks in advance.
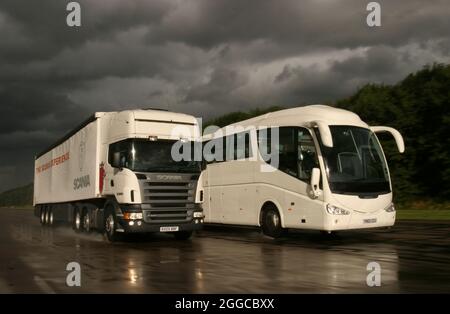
[34,109,204,241]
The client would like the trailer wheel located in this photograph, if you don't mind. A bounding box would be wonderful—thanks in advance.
[40,207,46,225]
[82,209,91,233]
[104,208,119,242]
[173,231,193,240]
[73,208,83,233]
[48,209,54,226]
[261,205,285,238]
[44,207,51,226]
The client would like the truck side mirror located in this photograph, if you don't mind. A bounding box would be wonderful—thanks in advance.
[310,167,321,198]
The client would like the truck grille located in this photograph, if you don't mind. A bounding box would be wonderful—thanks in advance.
[137,173,198,223]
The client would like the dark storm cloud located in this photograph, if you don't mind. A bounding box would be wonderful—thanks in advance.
[186,66,249,104]
[269,45,414,105]
[147,0,450,58]
[0,0,172,64]
[0,0,449,192]
[0,84,89,134]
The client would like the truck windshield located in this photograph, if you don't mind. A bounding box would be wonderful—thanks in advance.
[316,126,390,195]
[109,139,201,173]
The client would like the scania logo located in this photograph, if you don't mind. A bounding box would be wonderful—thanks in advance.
[156,175,182,181]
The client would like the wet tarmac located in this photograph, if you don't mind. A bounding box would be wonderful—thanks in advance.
[0,208,449,293]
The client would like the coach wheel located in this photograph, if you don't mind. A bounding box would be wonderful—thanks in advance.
[261,206,284,238]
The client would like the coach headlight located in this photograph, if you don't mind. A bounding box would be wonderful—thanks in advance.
[384,203,396,212]
[326,204,350,215]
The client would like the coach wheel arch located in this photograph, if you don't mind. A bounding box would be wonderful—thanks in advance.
[260,202,285,238]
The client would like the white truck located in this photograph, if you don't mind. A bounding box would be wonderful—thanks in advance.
[34,109,204,241]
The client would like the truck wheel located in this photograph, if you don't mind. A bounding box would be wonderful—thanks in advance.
[82,209,91,233]
[47,209,54,226]
[104,209,119,242]
[261,206,284,238]
[173,231,193,240]
[40,207,46,225]
[73,208,83,233]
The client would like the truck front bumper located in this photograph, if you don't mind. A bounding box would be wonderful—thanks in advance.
[117,218,203,233]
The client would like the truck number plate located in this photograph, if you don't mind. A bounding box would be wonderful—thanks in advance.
[363,218,377,224]
[160,226,179,232]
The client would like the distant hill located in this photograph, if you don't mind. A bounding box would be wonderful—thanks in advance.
[0,183,33,207]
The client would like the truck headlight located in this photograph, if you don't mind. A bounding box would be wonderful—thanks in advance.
[123,212,143,220]
[384,203,396,212]
[326,204,350,215]
[193,211,204,218]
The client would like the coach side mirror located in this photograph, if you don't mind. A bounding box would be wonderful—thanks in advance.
[310,168,321,198]
[370,126,405,153]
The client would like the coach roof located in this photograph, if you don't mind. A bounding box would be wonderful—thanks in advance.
[226,105,368,129]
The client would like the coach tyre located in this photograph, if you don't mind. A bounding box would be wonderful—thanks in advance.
[173,231,193,240]
[262,206,284,238]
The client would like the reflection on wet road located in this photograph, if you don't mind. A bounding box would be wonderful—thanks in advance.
[1,208,449,293]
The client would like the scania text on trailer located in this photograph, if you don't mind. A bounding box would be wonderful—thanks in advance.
[200,105,404,237]
[34,109,204,241]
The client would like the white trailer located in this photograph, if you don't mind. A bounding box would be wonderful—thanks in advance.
[34,109,204,241]
[200,105,404,237]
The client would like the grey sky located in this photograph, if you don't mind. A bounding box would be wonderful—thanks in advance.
[0,0,449,192]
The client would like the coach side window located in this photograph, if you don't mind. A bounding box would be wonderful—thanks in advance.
[258,127,318,182]
[235,131,252,159]
[297,129,319,181]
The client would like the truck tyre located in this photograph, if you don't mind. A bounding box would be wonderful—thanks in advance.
[47,208,54,226]
[44,207,51,225]
[82,209,91,233]
[104,207,119,242]
[40,207,46,225]
[173,231,193,240]
[73,208,83,233]
[261,205,285,238]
